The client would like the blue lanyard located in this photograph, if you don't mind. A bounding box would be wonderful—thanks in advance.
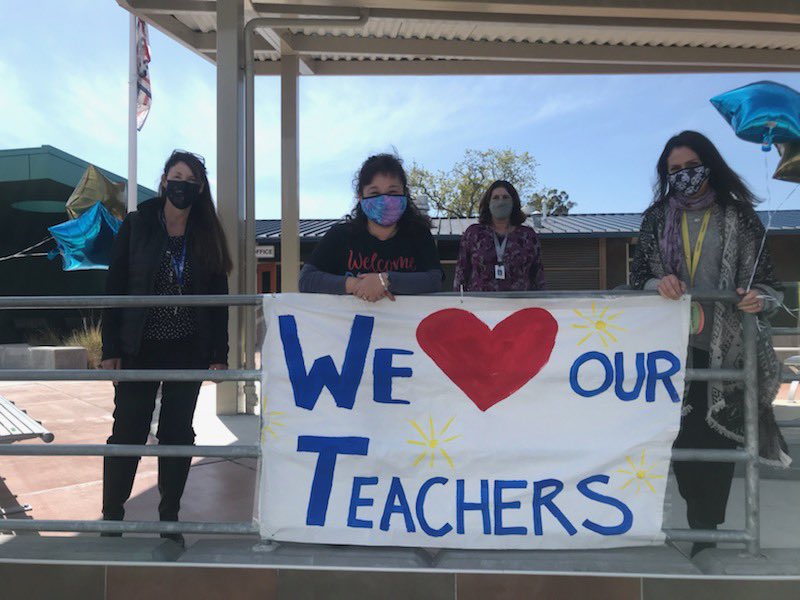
[168,237,188,289]
[160,209,188,289]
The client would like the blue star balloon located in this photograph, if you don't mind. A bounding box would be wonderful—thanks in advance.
[710,81,800,151]
[48,202,123,271]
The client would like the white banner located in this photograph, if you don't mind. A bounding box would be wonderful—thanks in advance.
[259,293,689,549]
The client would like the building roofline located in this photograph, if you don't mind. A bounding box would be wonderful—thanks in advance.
[254,210,800,243]
[0,145,157,198]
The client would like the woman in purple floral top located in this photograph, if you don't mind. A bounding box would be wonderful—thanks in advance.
[454,180,546,292]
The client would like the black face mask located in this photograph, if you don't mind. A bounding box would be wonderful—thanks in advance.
[165,180,201,210]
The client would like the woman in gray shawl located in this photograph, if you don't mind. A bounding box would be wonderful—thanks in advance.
[630,130,790,557]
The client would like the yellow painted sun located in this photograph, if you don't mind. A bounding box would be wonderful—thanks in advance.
[263,410,287,440]
[407,415,460,469]
[572,302,625,347]
[616,450,664,494]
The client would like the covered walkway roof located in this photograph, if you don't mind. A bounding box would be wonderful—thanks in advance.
[115,0,800,418]
[121,0,800,74]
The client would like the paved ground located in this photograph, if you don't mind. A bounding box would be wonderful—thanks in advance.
[0,381,257,544]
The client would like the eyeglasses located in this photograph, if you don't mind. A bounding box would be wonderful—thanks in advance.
[170,149,206,166]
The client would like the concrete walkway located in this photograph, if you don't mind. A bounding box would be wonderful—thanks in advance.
[0,381,257,541]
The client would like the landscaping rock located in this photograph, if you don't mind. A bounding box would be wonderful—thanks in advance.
[0,344,31,369]
[28,346,88,370]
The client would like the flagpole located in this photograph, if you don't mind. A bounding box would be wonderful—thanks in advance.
[127,14,138,213]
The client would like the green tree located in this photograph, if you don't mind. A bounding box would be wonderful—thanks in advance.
[528,188,575,216]
[408,148,573,218]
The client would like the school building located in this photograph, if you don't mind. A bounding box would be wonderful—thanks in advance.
[3,144,800,341]
[0,145,154,342]
[255,212,800,322]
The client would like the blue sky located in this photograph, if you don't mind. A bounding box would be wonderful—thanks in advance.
[2,0,800,219]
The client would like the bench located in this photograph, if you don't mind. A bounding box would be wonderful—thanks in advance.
[0,396,54,517]
[0,396,54,444]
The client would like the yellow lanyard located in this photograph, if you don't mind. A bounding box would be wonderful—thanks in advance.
[681,208,712,285]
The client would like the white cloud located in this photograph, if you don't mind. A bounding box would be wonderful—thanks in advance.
[0,59,54,148]
[5,2,800,223]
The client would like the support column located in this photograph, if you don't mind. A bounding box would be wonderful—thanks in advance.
[216,0,245,414]
[127,14,138,213]
[280,54,300,292]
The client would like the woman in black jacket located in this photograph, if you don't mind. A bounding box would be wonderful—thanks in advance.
[100,150,232,543]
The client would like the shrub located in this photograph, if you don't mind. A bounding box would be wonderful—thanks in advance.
[63,322,103,369]
[26,328,63,346]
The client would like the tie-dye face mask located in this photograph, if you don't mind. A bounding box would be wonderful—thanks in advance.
[360,194,408,227]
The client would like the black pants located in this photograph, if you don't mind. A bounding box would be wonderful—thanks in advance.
[672,348,738,528]
[102,339,204,522]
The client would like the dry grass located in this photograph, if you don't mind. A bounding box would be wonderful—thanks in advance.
[26,328,63,346]
[63,322,103,369]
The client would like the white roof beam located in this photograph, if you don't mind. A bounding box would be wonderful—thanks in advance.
[253,3,800,32]
[298,59,792,76]
[118,2,217,63]
[132,0,800,22]
[125,0,216,15]
[253,58,792,77]
[284,33,800,70]
[259,1,800,24]
[257,27,316,74]
[123,1,289,58]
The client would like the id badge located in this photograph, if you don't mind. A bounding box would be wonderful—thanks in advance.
[495,264,506,280]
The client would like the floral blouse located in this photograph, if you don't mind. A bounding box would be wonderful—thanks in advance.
[454,224,546,292]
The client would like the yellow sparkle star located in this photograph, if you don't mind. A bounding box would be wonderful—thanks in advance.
[616,449,664,494]
[572,301,625,347]
[407,415,460,469]
[263,410,287,440]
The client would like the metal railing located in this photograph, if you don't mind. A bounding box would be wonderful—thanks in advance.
[0,290,790,557]
[0,294,261,537]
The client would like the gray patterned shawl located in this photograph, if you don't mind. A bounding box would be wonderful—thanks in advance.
[631,200,790,467]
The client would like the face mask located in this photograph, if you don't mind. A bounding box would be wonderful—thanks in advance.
[360,194,407,227]
[165,180,201,210]
[668,165,710,197]
[489,197,513,220]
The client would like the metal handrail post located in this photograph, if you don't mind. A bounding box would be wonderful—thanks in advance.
[244,16,258,415]
[0,294,261,309]
[242,11,368,415]
[0,519,257,535]
[662,528,750,544]
[0,444,260,458]
[742,312,761,556]
[0,369,260,382]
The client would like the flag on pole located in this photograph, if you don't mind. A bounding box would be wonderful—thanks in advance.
[135,18,152,130]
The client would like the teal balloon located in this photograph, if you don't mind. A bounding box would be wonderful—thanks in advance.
[710,81,800,151]
[48,202,122,271]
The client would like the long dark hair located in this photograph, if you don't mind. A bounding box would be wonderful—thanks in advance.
[478,180,527,226]
[160,151,233,275]
[652,130,758,208]
[347,153,432,235]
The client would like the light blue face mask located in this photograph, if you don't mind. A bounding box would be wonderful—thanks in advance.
[360,194,408,226]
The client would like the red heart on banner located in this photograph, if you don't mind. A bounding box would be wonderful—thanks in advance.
[416,308,558,412]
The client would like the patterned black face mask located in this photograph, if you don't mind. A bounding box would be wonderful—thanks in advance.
[166,180,201,210]
[668,165,710,197]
